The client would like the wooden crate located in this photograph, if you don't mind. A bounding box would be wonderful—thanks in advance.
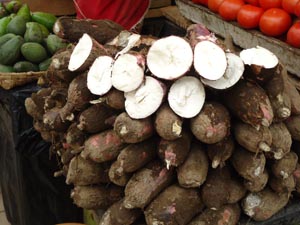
[175,0,300,77]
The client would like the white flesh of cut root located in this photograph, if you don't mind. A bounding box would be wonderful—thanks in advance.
[168,76,205,118]
[239,46,279,69]
[147,35,193,80]
[112,53,145,92]
[201,53,245,89]
[87,56,114,96]
[125,76,165,119]
[194,40,227,80]
[68,33,93,71]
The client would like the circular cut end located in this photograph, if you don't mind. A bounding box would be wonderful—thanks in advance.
[240,46,279,69]
[168,76,205,118]
[112,53,145,92]
[194,40,227,80]
[68,33,93,71]
[124,76,165,119]
[147,35,193,80]
[87,56,114,96]
[201,53,244,89]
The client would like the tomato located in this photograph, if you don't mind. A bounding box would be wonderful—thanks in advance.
[244,0,259,6]
[208,0,225,12]
[259,0,282,9]
[218,0,245,21]
[282,0,299,14]
[259,8,292,36]
[192,0,209,5]
[237,4,264,29]
[295,1,300,17]
[287,21,300,47]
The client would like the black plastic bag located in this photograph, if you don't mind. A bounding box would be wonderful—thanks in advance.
[0,83,82,225]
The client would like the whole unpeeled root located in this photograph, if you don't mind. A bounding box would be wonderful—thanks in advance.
[285,115,300,141]
[271,151,298,179]
[108,160,132,187]
[243,169,269,193]
[190,101,230,144]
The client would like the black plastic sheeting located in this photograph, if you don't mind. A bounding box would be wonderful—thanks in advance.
[0,83,82,225]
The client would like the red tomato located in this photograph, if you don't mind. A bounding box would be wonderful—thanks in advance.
[192,0,209,5]
[282,0,299,14]
[208,0,225,12]
[259,8,292,36]
[295,1,300,17]
[287,21,300,47]
[218,0,245,21]
[244,0,259,6]
[237,4,264,29]
[259,0,282,9]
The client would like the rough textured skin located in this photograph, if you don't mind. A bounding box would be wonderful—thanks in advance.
[234,122,272,153]
[99,199,141,225]
[123,161,175,209]
[188,203,241,225]
[43,107,70,131]
[104,88,125,110]
[244,169,269,192]
[114,112,154,143]
[284,77,300,115]
[242,188,290,221]
[223,79,274,129]
[269,175,296,193]
[81,129,126,163]
[155,103,183,141]
[190,101,231,144]
[65,122,86,150]
[66,155,110,185]
[158,130,192,168]
[109,160,132,187]
[271,151,298,179]
[177,142,209,188]
[144,184,204,225]
[285,115,300,141]
[71,185,123,209]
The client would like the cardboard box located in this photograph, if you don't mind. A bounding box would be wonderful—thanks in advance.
[22,0,76,16]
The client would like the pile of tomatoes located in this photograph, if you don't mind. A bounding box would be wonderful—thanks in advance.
[192,0,300,48]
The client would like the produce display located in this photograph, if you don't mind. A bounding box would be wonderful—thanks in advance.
[0,0,69,73]
[192,0,300,48]
[23,11,300,225]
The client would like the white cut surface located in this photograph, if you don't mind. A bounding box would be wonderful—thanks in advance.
[194,40,227,80]
[240,46,279,69]
[147,35,193,80]
[201,53,244,89]
[242,193,262,217]
[112,53,145,92]
[168,76,205,118]
[68,33,93,71]
[87,56,113,96]
[125,76,165,119]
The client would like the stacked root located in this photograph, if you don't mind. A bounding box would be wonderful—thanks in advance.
[25,18,300,225]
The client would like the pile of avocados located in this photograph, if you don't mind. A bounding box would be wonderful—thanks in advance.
[0,0,69,73]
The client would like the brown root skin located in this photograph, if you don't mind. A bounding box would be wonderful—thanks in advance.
[108,161,132,187]
[271,151,298,179]
[293,164,300,194]
[189,203,241,225]
[31,87,52,109]
[154,103,183,141]
[66,156,110,186]
[70,185,123,210]
[123,161,175,209]
[65,123,86,150]
[144,184,204,225]
[223,79,274,129]
[234,122,272,153]
[116,138,157,174]
[186,23,216,49]
[268,122,292,160]
[53,17,124,44]
[242,188,290,221]
[78,104,117,133]
[269,175,296,193]
[244,169,269,193]
[43,107,70,132]
[103,88,125,110]
[177,141,208,188]
[44,87,68,112]
[201,166,246,209]
[25,97,44,120]
[113,112,154,143]
[284,76,300,115]
[81,129,126,163]
[59,72,96,122]
[99,199,141,225]
[207,136,235,168]
[231,147,266,181]
[285,115,300,141]
[190,101,230,144]
[158,130,192,169]
[48,45,74,71]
